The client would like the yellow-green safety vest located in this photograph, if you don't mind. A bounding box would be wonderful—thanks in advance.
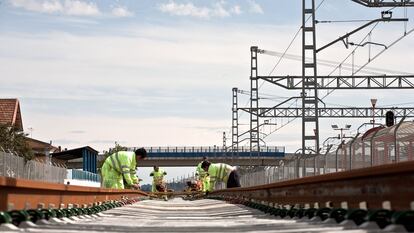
[207,163,235,191]
[103,151,138,187]
[150,169,166,182]
[195,162,210,192]
[196,162,207,178]
[150,168,167,192]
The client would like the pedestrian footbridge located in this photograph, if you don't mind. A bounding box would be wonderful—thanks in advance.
[67,146,285,169]
[136,146,285,166]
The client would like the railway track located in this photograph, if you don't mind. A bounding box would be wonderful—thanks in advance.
[0,161,413,231]
[211,160,414,211]
[0,176,147,211]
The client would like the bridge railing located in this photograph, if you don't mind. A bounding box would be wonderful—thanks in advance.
[130,146,285,154]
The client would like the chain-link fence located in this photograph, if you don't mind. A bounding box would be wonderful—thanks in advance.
[166,173,196,192]
[239,121,414,188]
[0,151,67,183]
[162,122,414,190]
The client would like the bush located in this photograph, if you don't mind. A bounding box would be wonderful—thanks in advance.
[98,142,127,169]
[0,123,34,160]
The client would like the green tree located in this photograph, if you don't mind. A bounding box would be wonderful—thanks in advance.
[98,142,127,169]
[97,142,127,185]
[0,123,34,160]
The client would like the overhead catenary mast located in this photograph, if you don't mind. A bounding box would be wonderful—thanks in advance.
[230,0,414,177]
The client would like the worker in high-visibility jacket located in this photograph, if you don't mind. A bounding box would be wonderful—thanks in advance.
[101,148,147,189]
[150,166,167,192]
[195,158,210,192]
[201,161,240,192]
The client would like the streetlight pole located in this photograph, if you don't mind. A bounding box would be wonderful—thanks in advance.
[331,124,352,143]
[331,124,352,171]
[223,132,226,151]
[371,98,377,128]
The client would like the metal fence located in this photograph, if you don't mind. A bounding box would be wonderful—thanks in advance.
[67,169,101,182]
[239,121,414,187]
[162,121,414,189]
[165,172,200,192]
[0,151,67,183]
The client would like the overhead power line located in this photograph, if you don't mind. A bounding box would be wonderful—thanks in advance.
[261,0,327,87]
[256,3,414,140]
[260,50,413,75]
[316,19,373,23]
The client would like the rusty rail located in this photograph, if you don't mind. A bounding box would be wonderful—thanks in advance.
[0,176,147,211]
[211,160,414,211]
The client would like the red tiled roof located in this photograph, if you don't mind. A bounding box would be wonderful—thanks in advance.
[0,99,23,131]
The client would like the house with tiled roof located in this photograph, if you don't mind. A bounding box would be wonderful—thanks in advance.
[1,99,98,175]
[0,98,23,131]
[0,98,60,161]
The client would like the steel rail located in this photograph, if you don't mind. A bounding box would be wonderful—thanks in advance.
[0,176,147,211]
[210,160,414,211]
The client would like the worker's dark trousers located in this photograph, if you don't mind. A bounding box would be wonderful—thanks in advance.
[226,170,241,188]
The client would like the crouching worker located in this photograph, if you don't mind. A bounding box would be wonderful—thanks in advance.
[196,158,210,192]
[185,180,201,192]
[150,166,168,201]
[101,148,147,189]
[195,171,210,192]
[201,161,241,192]
[150,166,167,192]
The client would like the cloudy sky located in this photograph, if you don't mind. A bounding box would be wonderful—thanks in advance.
[1,0,414,184]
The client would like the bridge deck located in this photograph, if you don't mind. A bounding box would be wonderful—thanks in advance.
[147,151,285,158]
[143,146,285,158]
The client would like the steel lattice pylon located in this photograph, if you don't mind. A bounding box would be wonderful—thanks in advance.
[233,1,414,168]
[239,107,414,118]
[258,75,414,89]
[232,87,239,156]
[250,47,260,155]
[301,0,320,165]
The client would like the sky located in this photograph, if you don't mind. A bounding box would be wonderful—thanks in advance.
[1,0,414,184]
